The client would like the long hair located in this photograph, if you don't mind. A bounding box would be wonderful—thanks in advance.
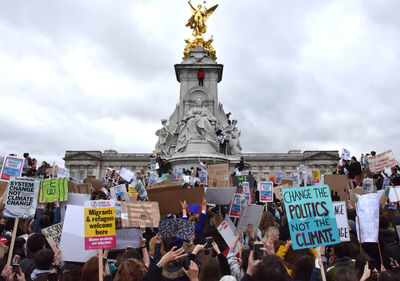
[80,256,99,281]
[114,258,147,281]
[199,257,221,281]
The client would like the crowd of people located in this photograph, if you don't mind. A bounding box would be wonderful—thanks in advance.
[0,152,399,281]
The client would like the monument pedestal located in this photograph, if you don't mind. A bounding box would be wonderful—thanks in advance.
[168,151,240,171]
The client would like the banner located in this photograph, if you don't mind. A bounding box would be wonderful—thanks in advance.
[4,177,40,218]
[367,150,398,173]
[259,181,273,203]
[282,185,340,250]
[208,164,230,187]
[41,222,63,251]
[120,201,160,228]
[0,156,24,182]
[237,204,264,233]
[229,193,249,218]
[205,186,237,205]
[159,219,195,241]
[40,178,68,203]
[356,190,384,243]
[332,202,350,242]
[84,200,116,250]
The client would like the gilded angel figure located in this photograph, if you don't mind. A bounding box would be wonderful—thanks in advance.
[186,1,218,37]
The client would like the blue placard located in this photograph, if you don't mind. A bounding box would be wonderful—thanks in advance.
[282,184,340,250]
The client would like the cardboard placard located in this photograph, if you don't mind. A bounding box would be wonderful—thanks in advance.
[77,183,91,194]
[60,205,96,262]
[323,174,349,202]
[282,180,293,187]
[159,219,195,241]
[0,156,24,182]
[367,150,398,173]
[208,164,230,188]
[147,185,204,216]
[41,222,63,251]
[282,185,340,250]
[237,204,264,233]
[84,200,116,250]
[4,177,40,218]
[259,181,273,203]
[332,202,350,242]
[120,201,160,228]
[39,178,69,203]
[84,178,104,191]
[205,186,237,205]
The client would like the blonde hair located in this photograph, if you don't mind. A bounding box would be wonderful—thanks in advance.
[263,226,279,241]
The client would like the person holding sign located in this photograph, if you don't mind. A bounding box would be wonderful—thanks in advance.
[33,197,61,233]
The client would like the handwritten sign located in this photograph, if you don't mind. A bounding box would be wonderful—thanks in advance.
[42,222,63,251]
[282,185,340,250]
[332,201,350,242]
[367,150,398,173]
[259,181,273,203]
[4,177,40,218]
[233,174,255,202]
[84,200,116,250]
[0,156,24,182]
[208,164,230,187]
[40,178,68,203]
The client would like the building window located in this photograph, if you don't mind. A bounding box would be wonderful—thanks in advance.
[79,171,84,180]
[70,171,76,179]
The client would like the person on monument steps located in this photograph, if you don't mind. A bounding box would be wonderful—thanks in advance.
[197,69,204,86]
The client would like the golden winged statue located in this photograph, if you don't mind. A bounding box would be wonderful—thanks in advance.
[186,1,218,37]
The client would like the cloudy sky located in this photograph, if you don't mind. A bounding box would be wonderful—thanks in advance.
[1,0,399,166]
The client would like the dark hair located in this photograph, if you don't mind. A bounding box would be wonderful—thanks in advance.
[59,263,80,281]
[199,257,221,281]
[241,249,251,272]
[334,268,358,281]
[379,271,400,281]
[27,233,46,254]
[116,248,142,267]
[292,254,315,281]
[81,256,99,281]
[333,242,350,258]
[114,258,147,281]
[23,153,29,158]
[38,214,51,229]
[253,255,289,281]
[35,249,54,270]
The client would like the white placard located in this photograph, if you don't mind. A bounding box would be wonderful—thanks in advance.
[333,201,350,242]
[120,168,135,182]
[217,217,240,254]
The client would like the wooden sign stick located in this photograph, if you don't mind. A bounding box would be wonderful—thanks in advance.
[98,249,103,281]
[7,218,19,266]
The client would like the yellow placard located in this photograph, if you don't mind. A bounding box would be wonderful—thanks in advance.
[312,170,320,180]
[84,207,116,237]
[128,186,138,197]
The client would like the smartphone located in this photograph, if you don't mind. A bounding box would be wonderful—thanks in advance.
[206,237,214,249]
[253,242,264,260]
[12,264,19,274]
[179,256,191,270]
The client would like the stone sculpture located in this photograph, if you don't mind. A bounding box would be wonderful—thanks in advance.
[155,119,173,156]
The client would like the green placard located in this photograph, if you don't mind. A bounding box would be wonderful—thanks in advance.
[40,178,69,203]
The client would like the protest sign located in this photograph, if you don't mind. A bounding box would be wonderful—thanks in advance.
[84,200,116,250]
[199,171,207,185]
[323,174,349,202]
[41,222,63,251]
[312,170,320,184]
[282,185,340,250]
[362,178,374,194]
[275,172,283,185]
[3,177,40,218]
[60,193,91,221]
[243,182,250,196]
[341,148,351,160]
[205,186,236,205]
[60,205,96,262]
[149,174,158,186]
[177,168,183,179]
[120,168,134,182]
[115,228,142,249]
[133,180,147,200]
[237,204,264,233]
[273,186,282,200]
[229,193,249,218]
[57,168,68,178]
[147,185,204,216]
[332,202,350,242]
[0,156,24,182]
[110,185,130,201]
[367,150,398,173]
[232,174,256,202]
[128,186,138,197]
[120,201,160,228]
[356,190,384,243]
[159,219,195,241]
[259,182,273,203]
[217,217,240,254]
[39,178,68,203]
[389,187,400,202]
[208,164,230,187]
